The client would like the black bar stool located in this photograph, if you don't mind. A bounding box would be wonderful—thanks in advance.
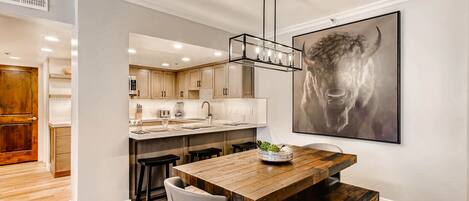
[232,142,257,153]
[188,147,222,162]
[136,154,180,201]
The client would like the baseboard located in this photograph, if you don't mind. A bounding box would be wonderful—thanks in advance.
[381,197,394,201]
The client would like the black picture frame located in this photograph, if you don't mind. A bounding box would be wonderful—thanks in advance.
[292,11,401,144]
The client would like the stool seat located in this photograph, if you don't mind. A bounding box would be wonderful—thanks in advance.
[189,147,222,162]
[232,142,257,153]
[138,154,180,166]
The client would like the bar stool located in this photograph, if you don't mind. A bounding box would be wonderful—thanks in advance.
[188,147,222,162]
[136,154,180,201]
[232,142,257,153]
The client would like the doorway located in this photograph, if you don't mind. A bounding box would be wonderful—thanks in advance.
[0,65,38,165]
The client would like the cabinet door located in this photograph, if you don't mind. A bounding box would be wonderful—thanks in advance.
[213,65,226,99]
[200,67,213,90]
[163,72,176,99]
[176,71,187,99]
[151,71,164,99]
[242,66,254,98]
[129,68,151,99]
[226,63,243,98]
[188,69,200,90]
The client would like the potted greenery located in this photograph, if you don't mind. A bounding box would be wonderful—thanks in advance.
[256,140,293,162]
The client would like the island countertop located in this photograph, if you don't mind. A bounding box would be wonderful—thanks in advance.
[129,123,266,141]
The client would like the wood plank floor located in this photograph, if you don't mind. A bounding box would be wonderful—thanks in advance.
[0,162,71,201]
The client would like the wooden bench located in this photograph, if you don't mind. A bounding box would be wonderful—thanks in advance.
[323,183,379,201]
[286,182,379,201]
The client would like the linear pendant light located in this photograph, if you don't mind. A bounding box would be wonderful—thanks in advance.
[229,0,303,72]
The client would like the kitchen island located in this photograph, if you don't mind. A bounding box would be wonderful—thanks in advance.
[128,120,266,200]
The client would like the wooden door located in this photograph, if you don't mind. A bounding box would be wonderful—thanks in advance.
[129,68,151,99]
[188,69,200,90]
[226,63,243,98]
[176,71,187,99]
[213,65,226,99]
[200,67,213,90]
[151,71,164,99]
[0,65,38,165]
[163,72,176,99]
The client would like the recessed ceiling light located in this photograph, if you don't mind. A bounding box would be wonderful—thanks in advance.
[128,48,137,54]
[45,36,59,42]
[181,57,191,62]
[162,63,170,67]
[41,48,53,53]
[9,56,20,60]
[173,43,183,49]
[214,51,222,57]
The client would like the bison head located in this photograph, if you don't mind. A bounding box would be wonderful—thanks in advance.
[302,27,381,132]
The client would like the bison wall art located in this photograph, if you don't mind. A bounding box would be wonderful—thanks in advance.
[292,12,400,143]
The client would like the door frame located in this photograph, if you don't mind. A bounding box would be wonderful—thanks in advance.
[0,65,39,165]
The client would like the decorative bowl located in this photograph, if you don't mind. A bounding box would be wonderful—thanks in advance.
[257,147,293,163]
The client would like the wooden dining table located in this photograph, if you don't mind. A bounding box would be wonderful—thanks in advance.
[173,145,357,201]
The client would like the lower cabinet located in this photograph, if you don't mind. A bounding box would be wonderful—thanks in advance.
[50,126,71,178]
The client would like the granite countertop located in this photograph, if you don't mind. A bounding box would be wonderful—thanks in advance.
[129,122,267,140]
[49,121,71,128]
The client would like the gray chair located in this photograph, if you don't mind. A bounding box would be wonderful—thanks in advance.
[303,143,343,153]
[164,177,227,201]
[303,143,343,187]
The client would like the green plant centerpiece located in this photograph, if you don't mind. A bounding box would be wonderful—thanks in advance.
[256,140,293,162]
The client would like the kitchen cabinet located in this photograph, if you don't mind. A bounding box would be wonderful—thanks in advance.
[200,67,213,90]
[50,126,71,178]
[213,63,254,99]
[188,69,201,90]
[129,67,151,99]
[151,71,176,99]
[176,71,187,98]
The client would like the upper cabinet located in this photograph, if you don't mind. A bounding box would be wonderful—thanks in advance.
[213,63,254,99]
[188,69,201,90]
[129,67,151,99]
[200,67,213,90]
[151,71,176,99]
[130,63,253,100]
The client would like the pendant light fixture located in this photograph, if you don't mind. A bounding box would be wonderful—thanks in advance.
[229,0,302,72]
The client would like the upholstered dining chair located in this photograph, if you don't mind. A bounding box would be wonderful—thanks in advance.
[303,143,343,153]
[164,177,227,201]
[303,143,343,187]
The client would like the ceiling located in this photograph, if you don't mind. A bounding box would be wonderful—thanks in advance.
[127,0,382,34]
[0,14,72,67]
[129,33,227,70]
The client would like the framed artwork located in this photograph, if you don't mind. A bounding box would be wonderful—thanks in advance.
[292,11,401,144]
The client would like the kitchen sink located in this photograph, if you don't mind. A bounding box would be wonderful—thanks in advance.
[182,124,216,130]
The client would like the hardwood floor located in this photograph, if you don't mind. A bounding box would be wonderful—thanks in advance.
[0,162,71,201]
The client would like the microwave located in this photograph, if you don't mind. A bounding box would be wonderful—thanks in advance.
[129,76,137,96]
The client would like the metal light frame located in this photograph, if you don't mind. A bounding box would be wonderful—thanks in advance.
[228,0,303,72]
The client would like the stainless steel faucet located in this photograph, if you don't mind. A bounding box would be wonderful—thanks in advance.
[201,101,212,125]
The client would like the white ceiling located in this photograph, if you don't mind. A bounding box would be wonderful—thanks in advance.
[0,14,72,67]
[127,0,382,34]
[129,33,227,70]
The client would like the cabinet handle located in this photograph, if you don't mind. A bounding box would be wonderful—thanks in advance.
[225,88,229,96]
[138,90,140,97]
[197,80,201,87]
[161,91,163,97]
[180,91,184,97]
[164,91,166,97]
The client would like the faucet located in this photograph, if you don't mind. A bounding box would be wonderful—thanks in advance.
[201,101,212,125]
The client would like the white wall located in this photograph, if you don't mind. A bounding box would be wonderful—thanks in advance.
[256,0,469,201]
[72,1,232,200]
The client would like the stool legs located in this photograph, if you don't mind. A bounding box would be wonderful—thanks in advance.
[136,165,145,201]
[165,164,170,179]
[146,166,152,201]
